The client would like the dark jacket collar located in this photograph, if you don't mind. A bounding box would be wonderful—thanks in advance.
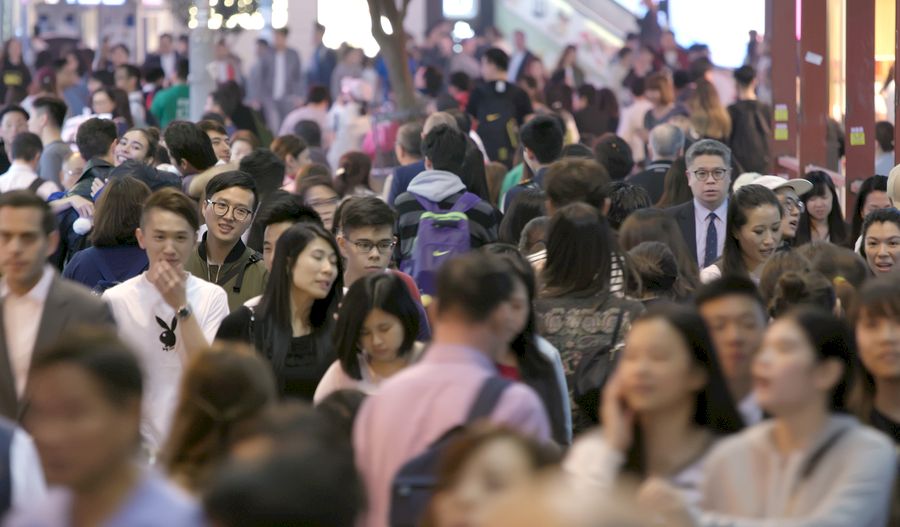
[197,232,248,265]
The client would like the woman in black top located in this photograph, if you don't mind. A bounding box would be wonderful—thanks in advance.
[0,38,30,104]
[216,223,343,400]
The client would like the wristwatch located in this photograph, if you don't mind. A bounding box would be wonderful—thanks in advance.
[176,304,192,320]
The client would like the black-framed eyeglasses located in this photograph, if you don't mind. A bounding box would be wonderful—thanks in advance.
[692,168,729,182]
[348,238,396,254]
[781,197,805,213]
[206,199,254,221]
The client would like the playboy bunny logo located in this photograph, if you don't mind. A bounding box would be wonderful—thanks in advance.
[156,316,178,351]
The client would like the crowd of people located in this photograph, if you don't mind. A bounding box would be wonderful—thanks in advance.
[0,9,898,527]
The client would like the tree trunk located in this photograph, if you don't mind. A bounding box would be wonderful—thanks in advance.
[367,0,419,120]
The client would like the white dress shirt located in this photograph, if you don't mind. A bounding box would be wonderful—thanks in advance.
[507,51,527,82]
[694,198,728,267]
[11,428,46,510]
[0,163,60,200]
[273,51,287,100]
[1,266,54,397]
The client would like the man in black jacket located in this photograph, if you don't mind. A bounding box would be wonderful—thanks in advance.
[628,123,684,204]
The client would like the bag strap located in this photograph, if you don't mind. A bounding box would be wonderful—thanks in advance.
[609,308,626,347]
[0,418,14,513]
[27,178,43,195]
[466,376,512,423]
[216,251,262,293]
[449,192,482,213]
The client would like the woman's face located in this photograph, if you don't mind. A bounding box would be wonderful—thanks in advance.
[92,91,115,115]
[360,308,406,363]
[864,221,900,275]
[431,439,537,527]
[753,318,831,415]
[645,88,662,105]
[230,139,253,164]
[861,191,891,220]
[284,153,302,176]
[805,188,833,222]
[24,364,139,490]
[291,236,339,301]
[856,310,900,384]
[114,130,150,165]
[619,318,705,414]
[304,185,340,231]
[736,204,782,269]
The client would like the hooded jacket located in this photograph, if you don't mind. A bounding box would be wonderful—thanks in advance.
[394,169,499,264]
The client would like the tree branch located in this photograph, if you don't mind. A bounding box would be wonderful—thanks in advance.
[367,0,386,40]
[400,0,413,20]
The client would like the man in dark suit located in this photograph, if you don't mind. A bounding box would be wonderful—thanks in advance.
[142,33,183,85]
[257,27,304,132]
[0,191,114,419]
[507,30,536,83]
[665,139,732,269]
[628,122,684,204]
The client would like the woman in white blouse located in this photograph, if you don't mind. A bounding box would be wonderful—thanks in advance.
[564,304,743,505]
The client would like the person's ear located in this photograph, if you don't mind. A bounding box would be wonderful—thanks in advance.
[336,234,350,257]
[602,197,611,216]
[136,227,146,250]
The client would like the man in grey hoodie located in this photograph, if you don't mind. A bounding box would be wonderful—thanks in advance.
[394,125,499,271]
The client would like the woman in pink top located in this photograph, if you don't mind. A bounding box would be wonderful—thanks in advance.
[314,272,422,403]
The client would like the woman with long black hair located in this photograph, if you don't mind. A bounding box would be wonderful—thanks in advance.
[216,223,344,400]
[795,170,849,246]
[565,304,743,505]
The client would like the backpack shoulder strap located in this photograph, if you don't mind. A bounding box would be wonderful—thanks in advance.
[0,418,14,513]
[217,250,263,293]
[449,192,482,213]
[466,376,512,423]
[411,192,441,213]
[27,177,43,194]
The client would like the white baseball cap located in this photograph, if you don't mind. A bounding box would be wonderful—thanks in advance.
[732,173,813,195]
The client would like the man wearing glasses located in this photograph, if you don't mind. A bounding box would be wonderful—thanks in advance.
[666,139,733,267]
[186,171,268,310]
[732,173,812,248]
[336,196,431,339]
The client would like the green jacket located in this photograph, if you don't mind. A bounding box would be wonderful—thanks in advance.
[185,236,268,312]
[150,83,190,128]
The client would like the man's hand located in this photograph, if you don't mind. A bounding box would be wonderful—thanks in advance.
[147,260,188,310]
[70,195,94,218]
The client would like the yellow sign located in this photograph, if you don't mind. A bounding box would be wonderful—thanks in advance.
[774,104,789,122]
[774,123,789,141]
[849,126,865,146]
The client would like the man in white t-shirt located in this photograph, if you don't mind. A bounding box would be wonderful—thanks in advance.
[103,188,229,453]
[0,133,59,200]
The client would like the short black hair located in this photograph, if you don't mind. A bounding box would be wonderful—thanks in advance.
[163,121,218,172]
[30,327,142,406]
[673,69,693,90]
[338,196,396,233]
[483,48,509,71]
[200,111,226,126]
[520,115,564,164]
[594,134,634,181]
[76,117,117,160]
[607,181,651,230]
[117,63,142,82]
[561,143,594,159]
[205,170,259,209]
[111,43,130,56]
[422,125,467,174]
[32,96,67,128]
[449,71,471,92]
[197,119,228,136]
[436,252,524,321]
[10,132,42,162]
[294,120,322,147]
[143,187,200,232]
[0,190,57,234]
[0,105,29,123]
[306,85,331,105]
[694,275,766,311]
[175,58,189,81]
[256,190,322,229]
[734,65,756,86]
